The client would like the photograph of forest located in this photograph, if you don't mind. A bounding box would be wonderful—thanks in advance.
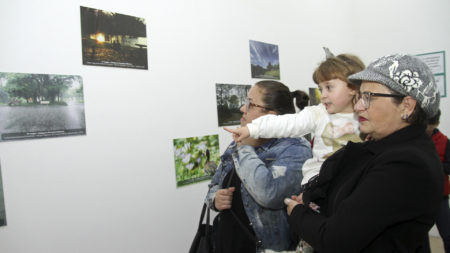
[173,134,220,187]
[80,6,148,69]
[0,72,86,141]
[249,40,280,79]
[0,164,6,227]
[216,83,251,126]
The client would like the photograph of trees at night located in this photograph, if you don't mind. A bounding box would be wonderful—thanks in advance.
[80,6,148,69]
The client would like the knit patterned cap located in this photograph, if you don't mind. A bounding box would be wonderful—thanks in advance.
[349,54,440,118]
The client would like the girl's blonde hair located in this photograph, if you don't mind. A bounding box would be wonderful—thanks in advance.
[312,54,365,91]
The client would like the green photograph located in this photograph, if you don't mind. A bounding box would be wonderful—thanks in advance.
[173,134,220,187]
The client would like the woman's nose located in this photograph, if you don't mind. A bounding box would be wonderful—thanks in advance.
[240,104,246,113]
[354,98,365,112]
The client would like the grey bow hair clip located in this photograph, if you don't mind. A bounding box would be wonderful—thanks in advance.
[323,47,335,59]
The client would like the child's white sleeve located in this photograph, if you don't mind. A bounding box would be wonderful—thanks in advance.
[247,107,315,139]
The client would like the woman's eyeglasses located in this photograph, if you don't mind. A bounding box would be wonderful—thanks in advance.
[244,98,271,111]
[357,91,405,109]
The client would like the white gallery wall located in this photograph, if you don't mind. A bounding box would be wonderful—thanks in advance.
[0,0,449,252]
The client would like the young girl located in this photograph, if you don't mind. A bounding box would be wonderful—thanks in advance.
[226,48,365,187]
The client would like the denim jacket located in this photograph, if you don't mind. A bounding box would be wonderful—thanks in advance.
[206,137,312,252]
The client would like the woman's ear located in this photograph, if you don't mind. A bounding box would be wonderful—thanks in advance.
[402,96,417,116]
[349,88,358,96]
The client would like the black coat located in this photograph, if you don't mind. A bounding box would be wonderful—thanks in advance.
[289,124,444,253]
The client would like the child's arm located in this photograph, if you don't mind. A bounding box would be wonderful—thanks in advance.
[260,108,316,136]
[225,108,316,142]
[225,105,320,142]
[251,108,316,138]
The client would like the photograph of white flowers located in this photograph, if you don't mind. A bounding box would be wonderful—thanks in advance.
[173,134,220,187]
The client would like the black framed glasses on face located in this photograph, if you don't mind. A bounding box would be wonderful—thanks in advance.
[244,98,270,111]
[356,91,405,109]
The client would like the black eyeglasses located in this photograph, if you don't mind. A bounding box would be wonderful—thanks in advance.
[244,98,271,111]
[357,91,405,109]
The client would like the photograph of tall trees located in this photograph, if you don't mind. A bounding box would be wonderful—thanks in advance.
[0,72,86,141]
[250,40,280,80]
[173,134,220,187]
[216,83,251,126]
[80,6,148,69]
[0,164,6,227]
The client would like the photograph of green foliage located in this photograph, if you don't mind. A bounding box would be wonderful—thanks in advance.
[80,6,148,69]
[0,72,86,141]
[250,40,280,80]
[308,87,321,106]
[0,163,6,227]
[216,83,251,126]
[173,134,220,187]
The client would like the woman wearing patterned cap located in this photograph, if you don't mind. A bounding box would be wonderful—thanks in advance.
[284,54,443,252]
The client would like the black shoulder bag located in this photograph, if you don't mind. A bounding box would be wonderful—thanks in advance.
[189,168,259,253]
[188,201,213,253]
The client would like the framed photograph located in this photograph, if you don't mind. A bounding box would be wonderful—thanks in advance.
[0,162,6,227]
[216,83,251,126]
[0,72,86,141]
[173,134,220,188]
[308,87,321,106]
[249,40,280,79]
[416,51,446,97]
[80,6,148,69]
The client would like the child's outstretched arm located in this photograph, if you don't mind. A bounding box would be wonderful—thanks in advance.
[224,126,250,143]
[248,109,315,139]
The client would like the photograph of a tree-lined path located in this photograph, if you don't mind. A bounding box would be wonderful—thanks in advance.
[80,6,148,69]
[0,72,86,142]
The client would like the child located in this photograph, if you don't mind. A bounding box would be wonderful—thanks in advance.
[226,47,365,186]
[424,109,450,253]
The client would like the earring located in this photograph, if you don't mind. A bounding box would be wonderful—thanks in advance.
[401,114,409,120]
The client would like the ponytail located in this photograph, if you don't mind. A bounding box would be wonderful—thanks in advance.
[291,90,309,110]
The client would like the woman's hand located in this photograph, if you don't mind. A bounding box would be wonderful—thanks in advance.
[214,187,235,211]
[224,126,250,143]
[284,193,304,215]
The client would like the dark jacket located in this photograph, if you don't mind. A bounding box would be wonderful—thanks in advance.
[431,128,450,196]
[288,124,444,253]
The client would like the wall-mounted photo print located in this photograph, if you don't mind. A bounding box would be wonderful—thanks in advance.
[0,72,86,142]
[173,134,220,188]
[80,6,148,69]
[249,40,280,80]
[0,162,7,227]
[216,83,251,126]
[309,87,321,106]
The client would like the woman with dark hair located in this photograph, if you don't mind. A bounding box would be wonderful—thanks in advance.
[205,80,312,253]
[285,54,443,252]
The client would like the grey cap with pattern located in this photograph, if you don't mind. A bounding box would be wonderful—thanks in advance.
[348,54,440,118]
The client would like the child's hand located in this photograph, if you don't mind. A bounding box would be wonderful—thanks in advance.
[224,126,250,143]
